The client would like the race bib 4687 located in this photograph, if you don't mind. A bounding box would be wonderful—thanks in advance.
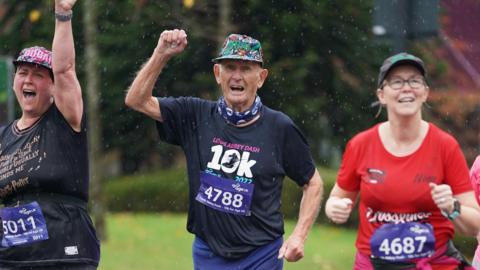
[370,222,435,262]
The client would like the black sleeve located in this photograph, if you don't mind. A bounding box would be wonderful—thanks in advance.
[279,114,316,186]
[51,104,87,136]
[155,97,204,146]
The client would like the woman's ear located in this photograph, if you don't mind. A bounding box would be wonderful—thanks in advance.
[376,88,386,105]
[422,85,430,102]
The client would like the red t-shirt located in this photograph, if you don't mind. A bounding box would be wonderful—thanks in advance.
[337,122,472,259]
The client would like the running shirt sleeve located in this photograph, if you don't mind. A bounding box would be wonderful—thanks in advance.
[337,136,362,192]
[470,156,480,204]
[279,115,316,186]
[442,135,472,195]
[52,103,87,135]
[156,97,205,146]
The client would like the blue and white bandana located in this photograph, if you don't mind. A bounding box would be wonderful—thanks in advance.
[217,96,262,125]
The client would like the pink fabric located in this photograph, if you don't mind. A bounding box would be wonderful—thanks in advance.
[354,243,474,270]
[470,155,480,269]
[474,245,480,265]
[354,251,374,270]
[470,156,480,205]
[413,244,460,269]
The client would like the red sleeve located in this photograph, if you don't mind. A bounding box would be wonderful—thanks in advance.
[443,137,472,195]
[337,138,362,192]
[470,156,480,204]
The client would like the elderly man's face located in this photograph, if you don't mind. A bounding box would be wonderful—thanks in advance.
[213,60,268,112]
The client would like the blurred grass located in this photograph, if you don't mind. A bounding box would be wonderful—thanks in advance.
[99,166,477,268]
[99,213,356,270]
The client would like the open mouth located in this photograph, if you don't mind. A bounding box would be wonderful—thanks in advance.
[230,85,244,92]
[23,89,37,99]
[398,97,414,103]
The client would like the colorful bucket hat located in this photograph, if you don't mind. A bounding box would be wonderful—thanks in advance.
[377,52,426,88]
[13,46,52,71]
[212,34,263,65]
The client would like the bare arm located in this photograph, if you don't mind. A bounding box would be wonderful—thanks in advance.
[52,0,82,131]
[125,29,187,122]
[278,169,323,262]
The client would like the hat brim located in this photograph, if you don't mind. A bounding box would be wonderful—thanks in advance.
[212,55,263,65]
[13,60,52,71]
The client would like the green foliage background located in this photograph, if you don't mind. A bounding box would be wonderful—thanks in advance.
[0,0,385,172]
[1,0,477,261]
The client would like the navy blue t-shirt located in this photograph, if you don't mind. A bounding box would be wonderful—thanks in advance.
[0,105,99,267]
[156,97,316,259]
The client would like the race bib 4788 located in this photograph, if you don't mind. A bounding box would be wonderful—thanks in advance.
[195,172,254,216]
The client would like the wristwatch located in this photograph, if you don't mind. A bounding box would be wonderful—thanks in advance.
[55,11,73,22]
[441,198,461,220]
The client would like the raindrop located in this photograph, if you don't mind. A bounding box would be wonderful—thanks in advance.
[372,25,386,36]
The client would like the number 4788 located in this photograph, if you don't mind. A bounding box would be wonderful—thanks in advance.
[204,187,244,208]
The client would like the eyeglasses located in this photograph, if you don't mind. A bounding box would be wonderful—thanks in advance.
[383,77,425,90]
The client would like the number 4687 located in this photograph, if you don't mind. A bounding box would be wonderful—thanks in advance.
[379,236,427,255]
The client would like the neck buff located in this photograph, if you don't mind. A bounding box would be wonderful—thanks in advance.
[217,95,262,125]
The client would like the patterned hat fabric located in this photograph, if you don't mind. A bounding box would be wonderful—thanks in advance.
[13,46,52,71]
[212,34,263,64]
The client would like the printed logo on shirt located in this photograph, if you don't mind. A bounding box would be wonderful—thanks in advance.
[365,168,386,184]
[366,207,432,224]
[413,173,436,184]
[0,135,42,199]
[206,137,260,184]
[65,246,79,255]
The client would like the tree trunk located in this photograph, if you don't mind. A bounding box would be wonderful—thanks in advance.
[82,0,106,241]
[218,0,232,46]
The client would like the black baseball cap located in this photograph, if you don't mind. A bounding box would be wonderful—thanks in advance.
[377,52,426,88]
